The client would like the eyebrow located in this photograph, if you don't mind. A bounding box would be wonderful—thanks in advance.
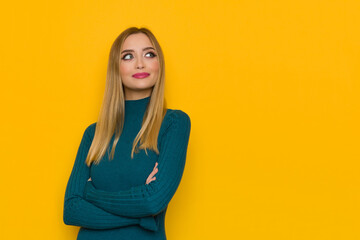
[121,47,155,54]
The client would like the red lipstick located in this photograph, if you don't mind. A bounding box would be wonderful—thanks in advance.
[132,72,150,79]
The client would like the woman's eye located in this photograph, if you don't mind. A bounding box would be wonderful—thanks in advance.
[122,52,156,60]
[145,52,157,58]
[122,54,132,60]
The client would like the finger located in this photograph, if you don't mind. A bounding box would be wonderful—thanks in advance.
[148,168,158,179]
[151,167,158,177]
[146,174,153,184]
[146,174,157,184]
[148,177,156,184]
[146,176,151,184]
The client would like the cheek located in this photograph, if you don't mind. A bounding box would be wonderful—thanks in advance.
[119,63,129,76]
[150,60,160,72]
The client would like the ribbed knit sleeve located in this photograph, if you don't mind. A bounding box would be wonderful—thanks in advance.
[63,124,158,231]
[83,110,191,218]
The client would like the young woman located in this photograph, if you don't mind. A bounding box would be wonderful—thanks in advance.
[63,27,191,240]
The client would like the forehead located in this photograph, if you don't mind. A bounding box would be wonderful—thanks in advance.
[122,33,153,49]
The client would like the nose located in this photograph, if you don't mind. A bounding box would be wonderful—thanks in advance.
[136,57,144,69]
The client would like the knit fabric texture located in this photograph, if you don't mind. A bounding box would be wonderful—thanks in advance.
[63,96,191,240]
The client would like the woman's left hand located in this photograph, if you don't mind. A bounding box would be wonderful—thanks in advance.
[146,162,158,185]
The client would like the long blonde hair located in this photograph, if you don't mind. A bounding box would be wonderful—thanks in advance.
[85,27,167,166]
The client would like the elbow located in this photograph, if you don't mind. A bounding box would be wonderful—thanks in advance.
[63,211,72,226]
[145,187,176,216]
[147,200,168,216]
[63,206,72,226]
[63,201,76,226]
[63,214,72,226]
[125,200,165,217]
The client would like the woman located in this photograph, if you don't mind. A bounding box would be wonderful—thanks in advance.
[63,27,191,240]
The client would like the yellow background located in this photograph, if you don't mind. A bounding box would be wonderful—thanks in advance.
[0,0,359,239]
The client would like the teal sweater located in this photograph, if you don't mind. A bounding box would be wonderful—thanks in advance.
[63,96,191,240]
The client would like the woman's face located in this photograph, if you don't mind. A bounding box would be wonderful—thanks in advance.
[119,32,159,100]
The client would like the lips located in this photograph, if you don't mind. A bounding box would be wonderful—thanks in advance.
[132,72,150,79]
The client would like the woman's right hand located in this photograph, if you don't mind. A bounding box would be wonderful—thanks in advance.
[146,162,158,185]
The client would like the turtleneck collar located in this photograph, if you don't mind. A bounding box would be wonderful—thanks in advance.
[124,96,151,116]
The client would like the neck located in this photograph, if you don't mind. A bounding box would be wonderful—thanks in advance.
[124,89,152,100]
[124,96,151,116]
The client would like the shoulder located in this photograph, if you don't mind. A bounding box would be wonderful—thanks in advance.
[83,122,97,142]
[167,109,191,122]
[158,109,191,150]
[160,109,191,135]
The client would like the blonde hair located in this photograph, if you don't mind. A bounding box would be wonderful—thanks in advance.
[85,27,167,166]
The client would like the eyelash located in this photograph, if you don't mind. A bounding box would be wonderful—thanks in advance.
[121,52,157,60]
